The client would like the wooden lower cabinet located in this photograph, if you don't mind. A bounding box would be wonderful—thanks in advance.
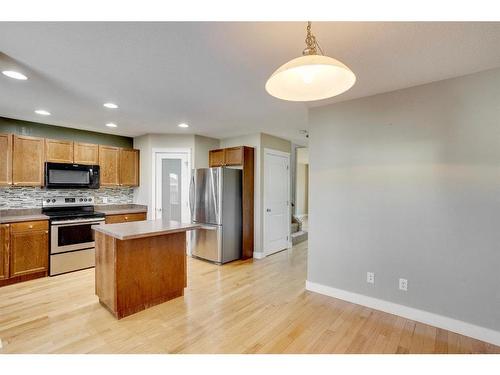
[9,221,49,278]
[0,224,10,280]
[105,212,147,224]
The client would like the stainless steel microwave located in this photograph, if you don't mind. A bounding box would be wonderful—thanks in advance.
[45,162,100,189]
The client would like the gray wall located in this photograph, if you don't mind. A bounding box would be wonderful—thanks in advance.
[194,135,220,169]
[308,67,500,331]
[0,116,133,148]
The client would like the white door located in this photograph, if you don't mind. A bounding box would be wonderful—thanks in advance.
[263,149,291,256]
[154,152,190,222]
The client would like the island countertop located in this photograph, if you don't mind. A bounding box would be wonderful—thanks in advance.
[92,219,200,240]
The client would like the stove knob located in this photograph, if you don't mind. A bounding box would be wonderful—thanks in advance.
[80,198,84,202]
[46,199,50,203]
[84,198,88,202]
[52,199,56,203]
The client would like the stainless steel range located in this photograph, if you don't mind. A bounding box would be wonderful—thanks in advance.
[42,196,105,276]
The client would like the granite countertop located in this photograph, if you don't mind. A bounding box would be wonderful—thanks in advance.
[94,204,148,215]
[92,219,201,240]
[0,204,148,224]
[0,209,49,224]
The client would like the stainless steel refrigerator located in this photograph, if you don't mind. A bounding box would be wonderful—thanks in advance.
[189,167,242,264]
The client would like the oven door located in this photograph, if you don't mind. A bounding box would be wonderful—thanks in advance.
[50,218,105,254]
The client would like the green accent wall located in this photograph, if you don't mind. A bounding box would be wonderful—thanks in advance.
[0,116,133,148]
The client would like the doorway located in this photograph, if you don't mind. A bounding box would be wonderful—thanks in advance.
[152,149,191,223]
[295,147,309,226]
[263,148,291,256]
[290,147,308,245]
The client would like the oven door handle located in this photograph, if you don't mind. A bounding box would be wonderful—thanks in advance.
[51,218,105,225]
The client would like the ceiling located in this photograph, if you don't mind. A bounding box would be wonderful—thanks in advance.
[1,22,500,144]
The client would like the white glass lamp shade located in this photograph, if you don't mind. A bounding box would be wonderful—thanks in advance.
[265,54,356,102]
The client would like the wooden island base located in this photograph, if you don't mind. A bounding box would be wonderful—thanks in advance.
[95,230,187,319]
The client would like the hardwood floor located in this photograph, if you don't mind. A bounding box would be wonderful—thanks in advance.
[0,240,498,354]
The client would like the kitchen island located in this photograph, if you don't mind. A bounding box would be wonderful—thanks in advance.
[93,220,200,319]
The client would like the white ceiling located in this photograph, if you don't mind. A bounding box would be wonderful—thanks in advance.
[1,22,500,144]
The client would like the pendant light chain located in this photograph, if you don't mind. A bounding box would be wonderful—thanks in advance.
[303,21,325,56]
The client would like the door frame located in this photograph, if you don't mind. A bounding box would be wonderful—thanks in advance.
[151,148,192,222]
[263,148,291,257]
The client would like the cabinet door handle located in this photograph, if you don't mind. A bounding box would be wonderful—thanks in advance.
[29,225,33,229]
[45,230,49,234]
[125,216,128,220]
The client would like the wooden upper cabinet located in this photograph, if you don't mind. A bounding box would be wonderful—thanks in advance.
[12,135,45,186]
[98,145,120,186]
[45,138,74,163]
[74,142,99,165]
[209,147,244,167]
[209,149,225,167]
[0,224,9,280]
[9,221,49,278]
[224,147,244,166]
[119,148,140,186]
[0,133,13,186]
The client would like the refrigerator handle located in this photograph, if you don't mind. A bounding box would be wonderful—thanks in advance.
[210,169,219,223]
[189,173,195,219]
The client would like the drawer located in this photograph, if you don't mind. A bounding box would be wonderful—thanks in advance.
[11,220,48,233]
[105,213,147,224]
[50,248,95,276]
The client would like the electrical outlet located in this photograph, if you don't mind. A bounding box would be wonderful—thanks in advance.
[399,278,408,291]
[102,197,108,204]
[366,272,375,284]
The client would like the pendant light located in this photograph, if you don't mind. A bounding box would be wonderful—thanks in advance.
[266,22,356,102]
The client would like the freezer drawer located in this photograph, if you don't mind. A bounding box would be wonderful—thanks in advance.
[190,225,222,263]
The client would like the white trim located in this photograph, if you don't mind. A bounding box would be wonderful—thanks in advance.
[305,280,500,347]
[263,148,291,257]
[263,148,290,159]
[253,252,265,259]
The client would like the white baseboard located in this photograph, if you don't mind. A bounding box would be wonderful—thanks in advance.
[253,252,265,259]
[305,280,500,347]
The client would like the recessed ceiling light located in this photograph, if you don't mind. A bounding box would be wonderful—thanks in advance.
[106,123,117,128]
[34,110,51,116]
[2,70,28,80]
[103,103,118,109]
[178,123,189,128]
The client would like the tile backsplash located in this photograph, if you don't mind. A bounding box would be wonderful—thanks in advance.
[0,186,134,209]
